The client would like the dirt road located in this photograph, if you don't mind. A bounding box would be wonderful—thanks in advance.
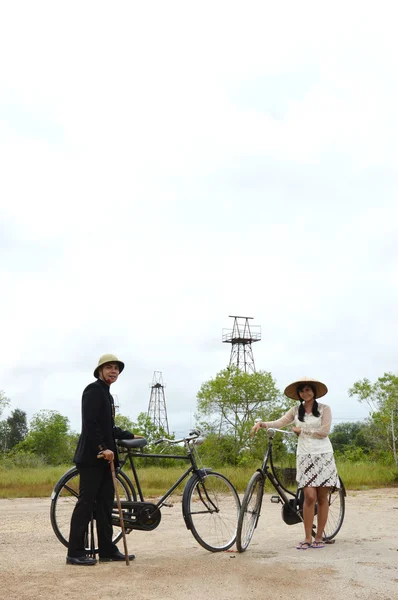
[1,489,397,600]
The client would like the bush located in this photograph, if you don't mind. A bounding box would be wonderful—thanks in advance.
[14,410,76,465]
[1,450,48,468]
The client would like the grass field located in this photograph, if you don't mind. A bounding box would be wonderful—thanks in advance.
[0,460,397,498]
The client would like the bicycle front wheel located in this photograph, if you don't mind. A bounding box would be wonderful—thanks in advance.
[183,471,240,552]
[322,478,345,540]
[236,471,264,552]
[50,467,134,552]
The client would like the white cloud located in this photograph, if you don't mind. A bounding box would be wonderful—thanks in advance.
[0,0,397,435]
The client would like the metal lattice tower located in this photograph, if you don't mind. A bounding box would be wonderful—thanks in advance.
[147,371,170,434]
[112,394,120,413]
[222,315,261,372]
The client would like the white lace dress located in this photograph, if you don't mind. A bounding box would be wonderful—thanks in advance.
[264,403,340,489]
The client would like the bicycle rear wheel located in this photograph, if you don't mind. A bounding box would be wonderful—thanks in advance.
[236,471,264,552]
[50,467,134,552]
[321,478,345,540]
[183,471,240,552]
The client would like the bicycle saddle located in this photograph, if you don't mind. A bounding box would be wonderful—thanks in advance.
[117,438,148,449]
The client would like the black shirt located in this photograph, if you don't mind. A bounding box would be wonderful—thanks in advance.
[73,379,119,467]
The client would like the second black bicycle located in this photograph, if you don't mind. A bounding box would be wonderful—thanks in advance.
[236,428,346,552]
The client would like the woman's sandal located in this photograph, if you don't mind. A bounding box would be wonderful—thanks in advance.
[311,540,325,549]
[296,541,312,550]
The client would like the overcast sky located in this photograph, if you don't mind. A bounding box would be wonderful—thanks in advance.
[1,1,397,437]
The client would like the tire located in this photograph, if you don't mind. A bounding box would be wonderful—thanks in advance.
[50,467,135,552]
[236,471,264,552]
[321,477,345,541]
[183,471,240,552]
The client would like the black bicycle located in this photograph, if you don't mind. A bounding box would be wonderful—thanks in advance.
[236,427,346,552]
[50,429,240,553]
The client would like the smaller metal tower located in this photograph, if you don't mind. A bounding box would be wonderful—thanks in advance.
[112,394,120,413]
[147,371,170,434]
[222,315,261,373]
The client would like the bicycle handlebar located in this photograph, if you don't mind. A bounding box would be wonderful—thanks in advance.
[267,427,295,436]
[154,429,202,446]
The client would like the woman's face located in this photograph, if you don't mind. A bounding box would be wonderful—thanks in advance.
[298,384,315,402]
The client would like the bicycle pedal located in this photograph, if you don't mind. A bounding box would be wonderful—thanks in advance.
[270,495,282,504]
[163,502,173,508]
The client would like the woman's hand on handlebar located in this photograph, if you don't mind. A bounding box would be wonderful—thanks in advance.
[291,426,302,436]
[251,421,267,436]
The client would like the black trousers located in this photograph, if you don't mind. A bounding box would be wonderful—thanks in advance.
[68,463,118,558]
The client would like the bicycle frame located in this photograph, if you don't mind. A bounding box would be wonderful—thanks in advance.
[254,427,307,528]
[116,433,208,512]
[258,428,298,507]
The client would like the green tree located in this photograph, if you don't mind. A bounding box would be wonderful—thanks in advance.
[14,410,75,465]
[0,391,12,451]
[329,422,368,454]
[349,373,398,467]
[122,411,174,444]
[0,421,8,451]
[0,390,10,417]
[5,409,28,449]
[115,412,179,465]
[196,366,292,464]
[193,432,238,468]
[114,414,135,432]
[329,421,376,461]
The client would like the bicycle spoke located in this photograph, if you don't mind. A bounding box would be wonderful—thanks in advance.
[236,471,264,552]
[63,484,79,498]
[313,481,345,541]
[195,481,220,513]
[50,468,133,551]
[184,472,240,552]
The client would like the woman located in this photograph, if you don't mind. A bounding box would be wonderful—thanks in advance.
[251,376,340,550]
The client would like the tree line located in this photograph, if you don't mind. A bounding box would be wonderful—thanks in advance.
[1,369,397,468]
[195,368,398,468]
[0,390,173,467]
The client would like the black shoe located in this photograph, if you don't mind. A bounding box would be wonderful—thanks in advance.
[99,550,135,562]
[66,555,97,566]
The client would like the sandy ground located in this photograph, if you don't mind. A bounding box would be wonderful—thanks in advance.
[0,489,397,600]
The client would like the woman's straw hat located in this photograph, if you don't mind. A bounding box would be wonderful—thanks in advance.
[284,376,328,400]
[94,354,125,378]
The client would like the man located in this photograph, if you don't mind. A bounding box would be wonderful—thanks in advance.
[66,353,137,566]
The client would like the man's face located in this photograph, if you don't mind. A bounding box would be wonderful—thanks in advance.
[99,362,120,385]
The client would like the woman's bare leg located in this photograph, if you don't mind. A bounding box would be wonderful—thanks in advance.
[302,487,317,543]
[314,487,330,541]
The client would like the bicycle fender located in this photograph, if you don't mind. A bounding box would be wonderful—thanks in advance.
[196,468,213,478]
[183,470,213,496]
[339,477,347,497]
[50,466,77,498]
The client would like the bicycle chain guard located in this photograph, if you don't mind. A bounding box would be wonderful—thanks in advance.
[281,499,302,525]
[112,501,162,532]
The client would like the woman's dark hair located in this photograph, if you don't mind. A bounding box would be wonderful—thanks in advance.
[297,383,320,421]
